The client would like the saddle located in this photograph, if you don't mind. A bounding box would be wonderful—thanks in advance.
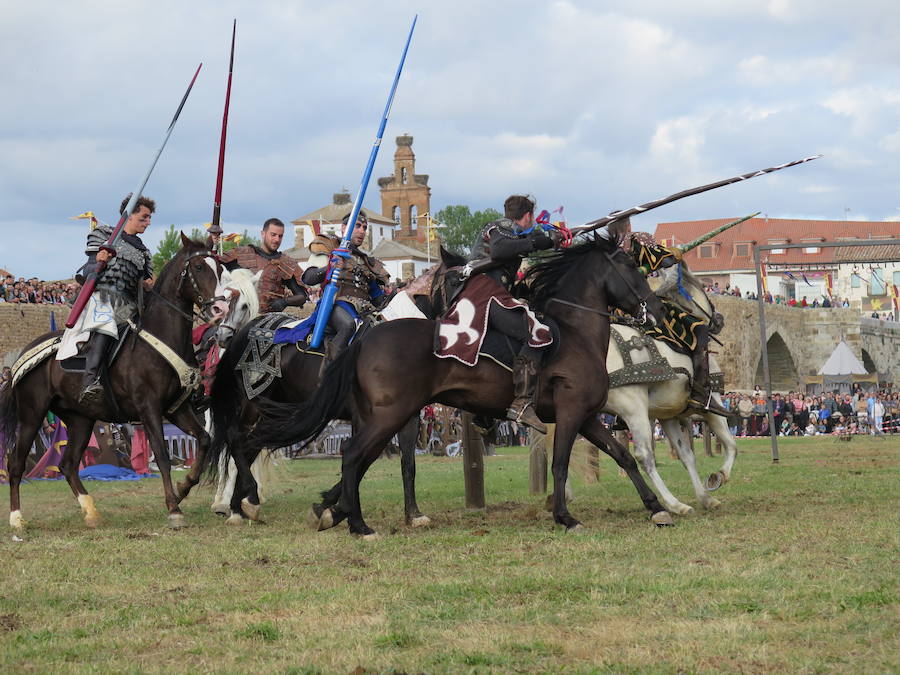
[473,317,562,372]
[58,323,132,374]
[607,327,691,389]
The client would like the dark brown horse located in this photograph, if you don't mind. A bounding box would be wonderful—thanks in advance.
[205,255,466,526]
[0,237,225,531]
[248,235,675,537]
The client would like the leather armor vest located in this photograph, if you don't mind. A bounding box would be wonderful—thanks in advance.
[221,245,304,313]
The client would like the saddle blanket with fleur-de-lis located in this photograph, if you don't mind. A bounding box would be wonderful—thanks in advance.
[434,274,552,367]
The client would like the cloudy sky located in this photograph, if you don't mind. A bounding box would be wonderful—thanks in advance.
[2,0,899,279]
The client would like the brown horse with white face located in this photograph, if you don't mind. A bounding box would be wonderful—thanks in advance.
[0,237,226,531]
[248,234,675,538]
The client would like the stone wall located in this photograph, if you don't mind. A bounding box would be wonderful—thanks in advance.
[712,296,893,391]
[1,305,62,366]
[860,317,900,384]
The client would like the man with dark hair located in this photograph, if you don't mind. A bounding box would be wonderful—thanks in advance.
[220,217,307,313]
[439,195,559,433]
[301,210,390,367]
[60,194,155,405]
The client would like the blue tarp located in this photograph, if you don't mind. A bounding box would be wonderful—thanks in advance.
[78,464,158,481]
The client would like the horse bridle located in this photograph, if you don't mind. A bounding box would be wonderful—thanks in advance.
[548,250,655,326]
[149,251,225,324]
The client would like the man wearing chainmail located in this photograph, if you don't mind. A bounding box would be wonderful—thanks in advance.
[446,195,560,433]
[60,195,155,405]
[220,217,307,314]
[301,211,390,366]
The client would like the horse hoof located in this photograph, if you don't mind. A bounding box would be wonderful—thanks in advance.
[225,513,245,527]
[167,513,187,530]
[318,508,335,531]
[667,503,693,516]
[211,503,230,517]
[9,511,25,532]
[362,532,382,541]
[702,497,723,510]
[566,523,586,534]
[651,511,675,527]
[240,498,261,521]
[409,515,431,528]
[705,471,725,491]
[84,514,102,528]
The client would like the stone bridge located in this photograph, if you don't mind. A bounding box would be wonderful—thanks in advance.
[713,296,899,391]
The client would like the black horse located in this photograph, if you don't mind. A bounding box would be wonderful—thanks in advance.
[0,237,225,531]
[248,235,675,538]
[205,253,465,526]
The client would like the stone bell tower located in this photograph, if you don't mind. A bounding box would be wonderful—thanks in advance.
[378,134,432,251]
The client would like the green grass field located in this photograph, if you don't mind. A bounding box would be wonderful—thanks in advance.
[2,436,897,673]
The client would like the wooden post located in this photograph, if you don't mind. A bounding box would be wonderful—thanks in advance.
[529,425,549,494]
[703,422,713,457]
[461,411,485,509]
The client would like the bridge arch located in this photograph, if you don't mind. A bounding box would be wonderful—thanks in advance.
[755,331,800,391]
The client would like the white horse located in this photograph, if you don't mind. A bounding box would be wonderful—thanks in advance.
[602,325,735,515]
[203,267,272,517]
[595,260,736,514]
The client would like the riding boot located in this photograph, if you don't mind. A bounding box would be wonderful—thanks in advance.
[687,346,729,417]
[318,339,343,379]
[79,333,114,406]
[507,354,547,434]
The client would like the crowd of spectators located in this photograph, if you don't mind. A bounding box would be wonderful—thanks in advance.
[720,384,898,437]
[1,274,78,305]
[703,281,897,320]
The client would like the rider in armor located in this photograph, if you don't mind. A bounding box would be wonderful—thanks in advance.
[301,211,390,366]
[74,195,155,405]
[466,195,559,433]
[219,217,307,314]
[626,231,729,417]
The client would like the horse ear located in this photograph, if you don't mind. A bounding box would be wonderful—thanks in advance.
[252,270,263,286]
[180,232,192,248]
[440,246,463,267]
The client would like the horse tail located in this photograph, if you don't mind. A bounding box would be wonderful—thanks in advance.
[0,381,18,454]
[205,334,246,481]
[249,338,362,452]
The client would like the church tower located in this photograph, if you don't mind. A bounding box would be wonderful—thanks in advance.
[378,134,432,251]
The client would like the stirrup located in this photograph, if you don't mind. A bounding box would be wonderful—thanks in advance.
[78,381,105,406]
[507,402,547,434]
[688,392,728,417]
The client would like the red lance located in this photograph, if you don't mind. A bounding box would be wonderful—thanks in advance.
[65,63,203,328]
[209,20,236,253]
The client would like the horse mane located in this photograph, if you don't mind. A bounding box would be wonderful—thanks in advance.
[525,235,618,311]
[225,267,260,318]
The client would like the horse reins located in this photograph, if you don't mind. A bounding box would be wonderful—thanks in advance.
[147,252,224,324]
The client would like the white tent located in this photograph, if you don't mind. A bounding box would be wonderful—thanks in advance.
[817,340,868,375]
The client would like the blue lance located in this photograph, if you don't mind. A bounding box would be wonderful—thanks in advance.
[66,62,203,328]
[308,15,417,349]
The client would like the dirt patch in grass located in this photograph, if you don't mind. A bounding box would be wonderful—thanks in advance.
[0,614,22,632]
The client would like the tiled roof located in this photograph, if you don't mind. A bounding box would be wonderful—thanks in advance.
[653,217,900,272]
[291,204,395,227]
[833,243,900,263]
[371,239,432,260]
